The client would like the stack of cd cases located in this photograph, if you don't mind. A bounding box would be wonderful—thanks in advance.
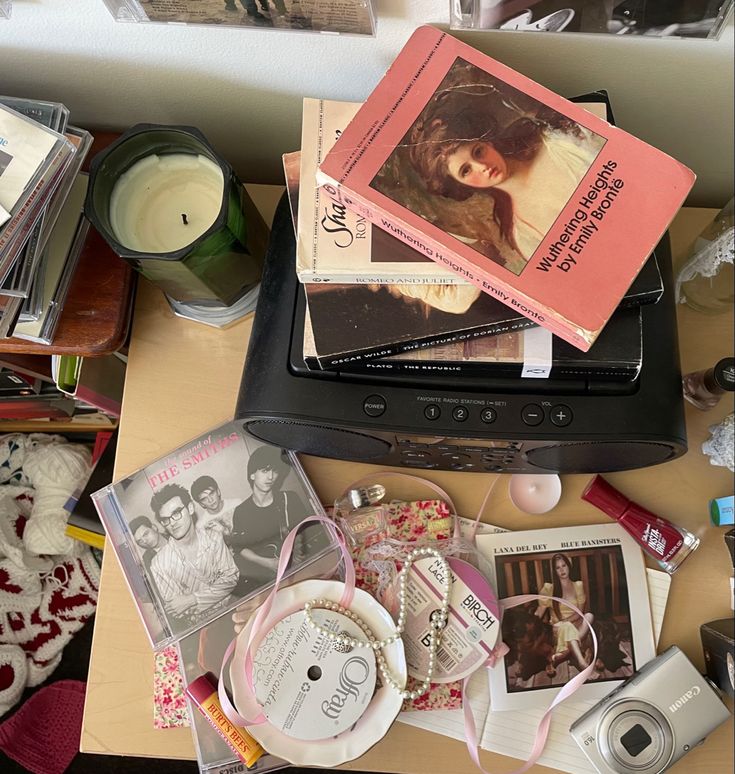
[0,96,93,342]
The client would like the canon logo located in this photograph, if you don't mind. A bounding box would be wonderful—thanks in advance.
[668,685,701,713]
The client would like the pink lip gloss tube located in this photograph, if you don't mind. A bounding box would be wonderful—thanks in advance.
[581,475,699,574]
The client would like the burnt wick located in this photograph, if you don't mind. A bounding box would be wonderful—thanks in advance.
[181,213,189,225]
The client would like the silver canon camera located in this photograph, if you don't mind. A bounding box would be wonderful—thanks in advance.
[570,646,731,774]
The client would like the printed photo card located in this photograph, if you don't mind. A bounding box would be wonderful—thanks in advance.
[476,523,655,710]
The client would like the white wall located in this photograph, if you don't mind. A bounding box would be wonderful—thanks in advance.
[1,0,733,205]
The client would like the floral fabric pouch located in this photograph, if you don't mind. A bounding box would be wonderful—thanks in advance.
[351,498,462,712]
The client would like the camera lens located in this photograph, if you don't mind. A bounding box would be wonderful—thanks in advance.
[600,706,673,772]
[620,723,652,757]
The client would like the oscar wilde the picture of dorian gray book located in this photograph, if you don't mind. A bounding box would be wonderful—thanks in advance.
[316,26,695,351]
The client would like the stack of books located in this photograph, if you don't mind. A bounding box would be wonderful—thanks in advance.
[281,28,694,380]
[283,88,668,383]
[65,429,117,549]
[0,350,124,426]
[311,27,694,361]
[0,96,93,342]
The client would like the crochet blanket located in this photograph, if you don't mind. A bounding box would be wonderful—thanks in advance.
[0,433,99,718]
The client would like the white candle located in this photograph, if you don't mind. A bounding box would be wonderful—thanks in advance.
[508,474,562,514]
[109,153,224,253]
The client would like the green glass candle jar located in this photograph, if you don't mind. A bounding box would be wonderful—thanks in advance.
[84,124,269,309]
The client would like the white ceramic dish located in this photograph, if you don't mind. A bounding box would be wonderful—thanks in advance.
[230,579,406,767]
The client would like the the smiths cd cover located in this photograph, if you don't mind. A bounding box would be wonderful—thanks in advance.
[92,421,336,649]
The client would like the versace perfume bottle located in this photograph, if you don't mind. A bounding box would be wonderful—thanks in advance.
[334,485,389,547]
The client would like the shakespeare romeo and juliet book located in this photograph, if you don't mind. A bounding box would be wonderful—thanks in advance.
[316,25,695,351]
[298,98,473,285]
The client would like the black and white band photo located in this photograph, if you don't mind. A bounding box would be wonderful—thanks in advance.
[104,422,333,645]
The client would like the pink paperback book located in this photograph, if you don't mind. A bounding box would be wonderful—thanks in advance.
[316,25,695,351]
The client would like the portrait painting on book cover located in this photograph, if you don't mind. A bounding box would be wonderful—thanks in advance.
[495,545,636,693]
[370,58,606,276]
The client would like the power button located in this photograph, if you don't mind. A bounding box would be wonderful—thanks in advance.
[363,394,386,417]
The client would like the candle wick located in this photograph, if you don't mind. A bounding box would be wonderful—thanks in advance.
[182,213,189,225]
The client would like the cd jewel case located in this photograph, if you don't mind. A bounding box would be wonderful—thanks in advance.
[101,0,376,36]
[177,545,341,773]
[92,419,340,650]
[450,0,733,38]
[0,102,76,288]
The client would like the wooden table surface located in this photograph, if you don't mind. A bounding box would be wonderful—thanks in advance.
[81,198,734,773]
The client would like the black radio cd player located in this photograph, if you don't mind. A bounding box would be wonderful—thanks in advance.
[235,195,687,474]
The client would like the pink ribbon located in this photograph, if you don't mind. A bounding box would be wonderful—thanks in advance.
[464,594,598,774]
[217,514,355,728]
[213,472,598,774]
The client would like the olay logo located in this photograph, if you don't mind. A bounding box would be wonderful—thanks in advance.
[668,685,701,713]
[321,656,370,720]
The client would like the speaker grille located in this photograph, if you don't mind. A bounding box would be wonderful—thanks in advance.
[245,420,392,461]
[526,441,676,473]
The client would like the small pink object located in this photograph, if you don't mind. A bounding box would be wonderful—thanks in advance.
[0,679,86,774]
[508,474,562,514]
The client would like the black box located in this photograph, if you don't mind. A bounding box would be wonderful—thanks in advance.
[700,618,735,698]
[725,528,735,568]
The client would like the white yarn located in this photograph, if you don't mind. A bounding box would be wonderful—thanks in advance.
[21,442,92,557]
[0,434,101,717]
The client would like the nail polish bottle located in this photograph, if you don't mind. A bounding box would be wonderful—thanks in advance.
[581,475,699,574]
[725,529,735,611]
[334,484,389,547]
[682,357,735,410]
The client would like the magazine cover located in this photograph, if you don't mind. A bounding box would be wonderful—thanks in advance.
[476,523,656,711]
[450,0,734,39]
[92,420,338,650]
[341,305,642,381]
[297,98,474,285]
[316,26,695,351]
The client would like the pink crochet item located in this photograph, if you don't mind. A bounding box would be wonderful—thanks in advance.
[0,679,86,774]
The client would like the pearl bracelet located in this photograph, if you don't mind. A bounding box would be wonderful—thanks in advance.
[303,546,451,700]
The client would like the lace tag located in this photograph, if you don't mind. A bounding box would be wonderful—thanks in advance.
[399,556,500,682]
